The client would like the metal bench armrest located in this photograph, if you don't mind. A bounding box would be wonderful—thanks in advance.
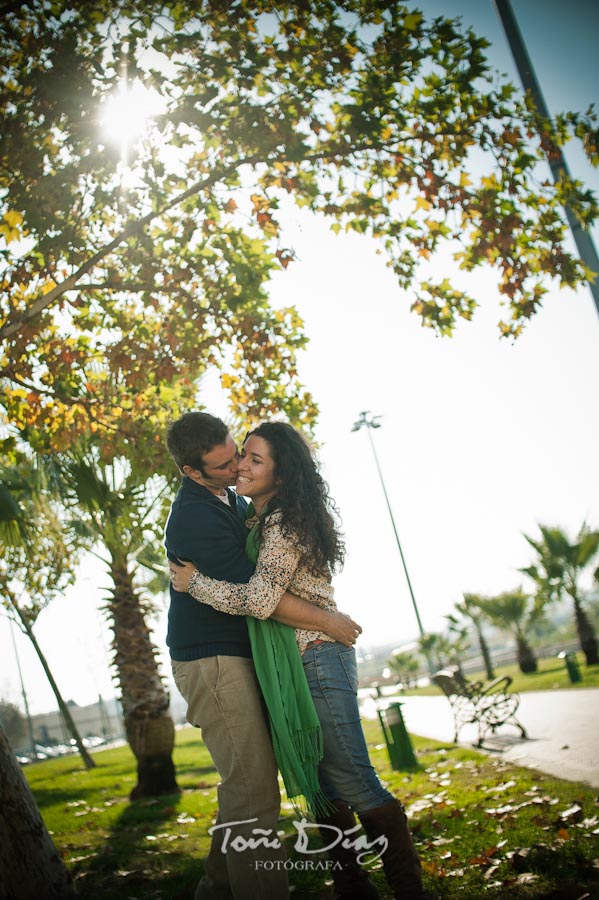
[479,675,512,695]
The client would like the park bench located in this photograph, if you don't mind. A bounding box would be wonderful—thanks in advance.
[432,667,528,747]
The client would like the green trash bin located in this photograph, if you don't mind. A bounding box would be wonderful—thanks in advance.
[558,651,582,683]
[377,702,419,772]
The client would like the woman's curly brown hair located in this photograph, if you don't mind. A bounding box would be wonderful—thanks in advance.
[247,422,345,575]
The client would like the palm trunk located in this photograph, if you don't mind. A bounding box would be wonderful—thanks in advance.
[476,623,495,680]
[9,593,96,769]
[107,555,178,799]
[572,595,599,666]
[0,723,76,898]
[516,636,537,673]
[450,654,466,680]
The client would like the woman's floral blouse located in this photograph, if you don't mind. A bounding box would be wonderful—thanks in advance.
[187,510,337,654]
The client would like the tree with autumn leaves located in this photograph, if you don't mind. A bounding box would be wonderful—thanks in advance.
[1,0,597,808]
[2,0,598,429]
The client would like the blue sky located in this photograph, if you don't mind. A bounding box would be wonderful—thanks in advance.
[1,0,598,714]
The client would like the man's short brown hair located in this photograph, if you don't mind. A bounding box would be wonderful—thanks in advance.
[166,412,229,473]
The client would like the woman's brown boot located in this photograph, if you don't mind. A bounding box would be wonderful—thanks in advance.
[358,798,436,900]
[317,800,380,899]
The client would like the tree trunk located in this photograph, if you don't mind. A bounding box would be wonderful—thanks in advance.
[108,556,179,799]
[476,624,495,681]
[14,607,96,770]
[0,723,76,899]
[450,654,466,680]
[516,636,537,674]
[572,595,599,666]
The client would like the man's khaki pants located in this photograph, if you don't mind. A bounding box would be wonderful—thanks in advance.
[172,655,289,900]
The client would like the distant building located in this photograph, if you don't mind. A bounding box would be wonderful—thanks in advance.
[25,684,189,750]
[28,696,125,748]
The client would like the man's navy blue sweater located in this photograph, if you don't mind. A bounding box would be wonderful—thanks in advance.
[165,477,254,661]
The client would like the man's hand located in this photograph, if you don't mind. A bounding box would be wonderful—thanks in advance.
[169,559,197,593]
[319,610,363,648]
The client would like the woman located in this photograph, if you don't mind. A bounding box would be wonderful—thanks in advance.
[170,422,434,900]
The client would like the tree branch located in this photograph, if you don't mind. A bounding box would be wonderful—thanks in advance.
[71,282,191,293]
[0,154,262,342]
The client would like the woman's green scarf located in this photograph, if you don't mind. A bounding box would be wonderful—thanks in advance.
[245,503,329,817]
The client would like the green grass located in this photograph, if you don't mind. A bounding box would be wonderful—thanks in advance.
[398,653,599,697]
[24,721,599,899]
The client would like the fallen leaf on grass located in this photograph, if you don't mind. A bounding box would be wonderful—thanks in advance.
[419,859,460,879]
[484,864,501,880]
[468,844,501,867]
[517,872,540,884]
[68,853,97,864]
[485,795,559,817]
[444,868,465,878]
[176,813,195,824]
[556,804,583,825]
[488,780,517,794]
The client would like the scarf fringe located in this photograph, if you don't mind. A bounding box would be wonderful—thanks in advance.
[283,725,333,818]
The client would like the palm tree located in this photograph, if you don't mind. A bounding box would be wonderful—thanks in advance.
[387,650,420,688]
[442,620,473,679]
[522,524,599,666]
[479,589,543,674]
[0,459,95,769]
[50,448,179,798]
[449,593,496,680]
[417,632,445,672]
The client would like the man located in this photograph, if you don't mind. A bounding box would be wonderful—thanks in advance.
[165,412,361,900]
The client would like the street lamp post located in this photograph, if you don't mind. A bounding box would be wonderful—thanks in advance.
[494,0,599,319]
[351,412,430,660]
[9,618,37,760]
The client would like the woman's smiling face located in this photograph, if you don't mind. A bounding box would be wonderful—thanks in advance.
[235,435,277,511]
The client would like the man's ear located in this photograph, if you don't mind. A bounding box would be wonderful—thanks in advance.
[183,465,204,484]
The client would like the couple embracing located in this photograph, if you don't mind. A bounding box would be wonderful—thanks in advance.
[165,412,435,900]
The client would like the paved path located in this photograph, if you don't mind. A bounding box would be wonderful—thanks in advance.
[359,688,599,787]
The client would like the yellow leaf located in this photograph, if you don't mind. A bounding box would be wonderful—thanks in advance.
[415,196,432,211]
[250,193,269,212]
[481,174,499,189]
[459,172,472,188]
[404,12,422,30]
[41,280,57,295]
[4,210,23,228]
